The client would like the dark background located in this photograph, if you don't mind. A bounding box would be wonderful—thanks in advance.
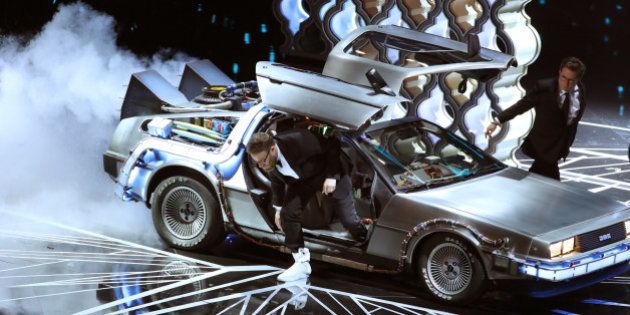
[0,0,628,109]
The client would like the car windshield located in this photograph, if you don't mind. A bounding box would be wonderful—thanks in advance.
[357,121,503,192]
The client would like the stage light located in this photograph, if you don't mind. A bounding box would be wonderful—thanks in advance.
[538,0,545,5]
[620,104,625,117]
[244,32,251,45]
[211,14,217,24]
[261,23,268,33]
[197,3,203,13]
[604,17,611,25]
[232,63,239,75]
[269,47,276,62]
[617,85,624,95]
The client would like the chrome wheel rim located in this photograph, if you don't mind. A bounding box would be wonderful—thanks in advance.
[427,243,473,295]
[162,187,207,240]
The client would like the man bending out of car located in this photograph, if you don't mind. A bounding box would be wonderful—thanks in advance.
[247,129,367,282]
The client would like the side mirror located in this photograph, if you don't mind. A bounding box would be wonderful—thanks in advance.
[366,68,396,96]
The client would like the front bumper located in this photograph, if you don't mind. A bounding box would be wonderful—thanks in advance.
[516,241,630,282]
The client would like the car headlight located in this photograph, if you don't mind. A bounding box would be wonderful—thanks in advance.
[625,220,630,235]
[550,237,576,258]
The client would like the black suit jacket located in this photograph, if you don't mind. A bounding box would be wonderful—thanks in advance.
[268,129,347,208]
[497,78,586,163]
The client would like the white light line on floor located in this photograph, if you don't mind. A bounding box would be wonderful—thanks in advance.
[0,211,221,269]
[558,156,586,167]
[351,296,371,314]
[215,297,246,315]
[307,285,456,314]
[0,267,212,280]
[0,255,201,268]
[252,288,280,315]
[589,183,620,193]
[564,162,629,171]
[141,283,290,315]
[0,231,161,257]
[397,305,424,315]
[75,268,229,315]
[94,269,282,315]
[327,291,353,315]
[0,260,66,273]
[360,299,406,315]
[0,249,165,259]
[15,271,205,287]
[565,169,630,182]
[0,283,140,303]
[0,252,175,262]
[0,230,136,247]
[303,290,336,315]
[264,288,306,315]
[579,121,630,132]
[560,170,630,191]
[570,148,627,161]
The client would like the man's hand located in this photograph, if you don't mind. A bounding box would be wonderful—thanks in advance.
[322,178,337,194]
[274,210,283,231]
[484,122,499,138]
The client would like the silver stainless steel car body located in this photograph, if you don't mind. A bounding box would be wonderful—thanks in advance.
[104,26,630,303]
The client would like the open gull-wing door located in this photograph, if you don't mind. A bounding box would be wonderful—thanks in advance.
[323,25,517,95]
[256,62,408,132]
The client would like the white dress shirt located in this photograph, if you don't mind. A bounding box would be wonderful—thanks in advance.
[560,85,581,124]
[275,144,299,179]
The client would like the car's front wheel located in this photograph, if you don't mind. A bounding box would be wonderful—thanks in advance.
[417,234,486,304]
[151,176,224,250]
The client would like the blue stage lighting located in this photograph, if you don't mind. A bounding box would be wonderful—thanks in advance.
[538,0,545,5]
[618,85,624,95]
[269,47,276,62]
[211,14,217,24]
[620,104,625,116]
[197,3,203,13]
[232,63,239,75]
[604,17,611,25]
[244,32,251,45]
[261,23,268,33]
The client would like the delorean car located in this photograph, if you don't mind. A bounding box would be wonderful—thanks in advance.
[103,25,630,304]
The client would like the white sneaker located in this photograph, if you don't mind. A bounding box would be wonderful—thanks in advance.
[277,248,311,282]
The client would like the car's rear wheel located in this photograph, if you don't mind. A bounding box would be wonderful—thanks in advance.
[417,234,486,304]
[151,176,224,250]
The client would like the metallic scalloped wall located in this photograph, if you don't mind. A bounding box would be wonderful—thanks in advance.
[273,0,540,161]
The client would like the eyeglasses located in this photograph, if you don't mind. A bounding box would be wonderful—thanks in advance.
[255,146,272,168]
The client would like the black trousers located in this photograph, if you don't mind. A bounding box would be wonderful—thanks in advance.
[529,159,560,180]
[280,175,366,252]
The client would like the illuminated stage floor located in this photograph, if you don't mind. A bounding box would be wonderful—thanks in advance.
[0,210,628,315]
[0,109,628,315]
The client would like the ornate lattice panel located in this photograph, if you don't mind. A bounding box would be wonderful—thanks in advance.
[273,0,540,161]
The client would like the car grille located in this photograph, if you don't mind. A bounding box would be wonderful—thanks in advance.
[576,222,626,252]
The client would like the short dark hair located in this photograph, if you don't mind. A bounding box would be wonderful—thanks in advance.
[559,57,586,78]
[246,132,274,155]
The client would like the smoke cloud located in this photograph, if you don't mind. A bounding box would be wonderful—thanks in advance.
[0,3,190,242]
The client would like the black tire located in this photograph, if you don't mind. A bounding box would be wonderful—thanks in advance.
[417,234,486,304]
[151,176,224,250]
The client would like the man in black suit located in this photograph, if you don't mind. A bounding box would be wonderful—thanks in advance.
[485,57,587,180]
[246,129,367,282]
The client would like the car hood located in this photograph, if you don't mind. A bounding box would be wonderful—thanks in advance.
[405,168,629,237]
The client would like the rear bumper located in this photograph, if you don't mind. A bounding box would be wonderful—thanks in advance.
[514,241,630,282]
[103,151,126,181]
